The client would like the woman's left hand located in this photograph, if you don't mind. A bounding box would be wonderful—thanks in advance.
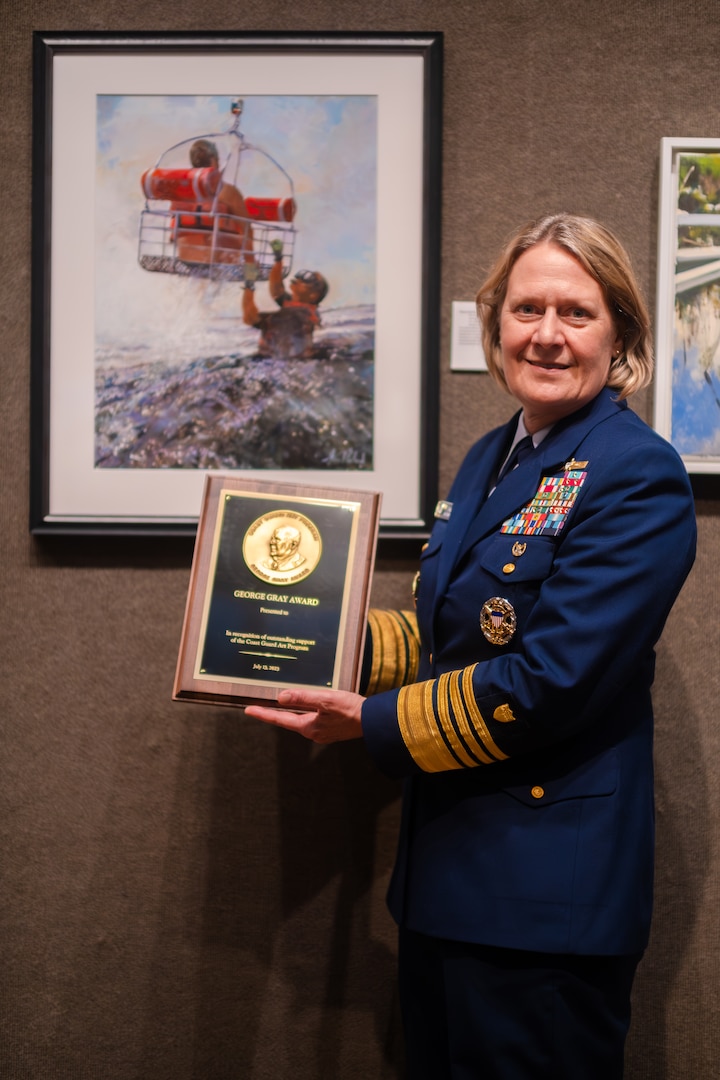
[244,688,365,744]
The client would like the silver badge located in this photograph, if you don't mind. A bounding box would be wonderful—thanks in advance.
[434,500,453,521]
[480,597,517,646]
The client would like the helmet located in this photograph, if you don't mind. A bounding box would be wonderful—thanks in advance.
[292,269,329,302]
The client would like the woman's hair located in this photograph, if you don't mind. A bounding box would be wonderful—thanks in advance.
[476,213,653,399]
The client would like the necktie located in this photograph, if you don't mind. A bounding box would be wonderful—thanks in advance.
[495,434,534,486]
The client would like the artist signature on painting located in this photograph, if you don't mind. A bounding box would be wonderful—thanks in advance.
[321,448,369,467]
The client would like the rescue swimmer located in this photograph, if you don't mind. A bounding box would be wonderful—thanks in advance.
[242,239,329,360]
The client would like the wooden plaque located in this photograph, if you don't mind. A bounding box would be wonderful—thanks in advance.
[173,476,381,708]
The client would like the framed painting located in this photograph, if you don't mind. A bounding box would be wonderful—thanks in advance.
[655,136,720,472]
[30,31,442,536]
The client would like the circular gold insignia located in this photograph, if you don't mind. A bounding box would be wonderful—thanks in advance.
[243,509,322,585]
[480,597,517,646]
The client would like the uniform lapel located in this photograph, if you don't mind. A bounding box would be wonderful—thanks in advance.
[455,450,544,565]
[432,423,513,608]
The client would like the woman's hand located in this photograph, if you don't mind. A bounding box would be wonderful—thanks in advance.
[244,688,365,744]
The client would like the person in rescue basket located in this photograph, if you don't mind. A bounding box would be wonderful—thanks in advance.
[174,138,254,266]
[245,213,697,1080]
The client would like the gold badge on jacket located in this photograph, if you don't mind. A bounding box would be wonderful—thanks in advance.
[480,597,517,645]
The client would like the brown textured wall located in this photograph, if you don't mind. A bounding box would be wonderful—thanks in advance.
[1,2,719,1078]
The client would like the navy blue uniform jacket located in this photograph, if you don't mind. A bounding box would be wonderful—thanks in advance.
[362,388,696,956]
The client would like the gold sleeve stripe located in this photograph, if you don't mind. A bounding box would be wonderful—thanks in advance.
[435,671,479,768]
[397,664,510,772]
[447,669,495,764]
[365,609,420,695]
[394,610,420,684]
[397,679,465,772]
[459,665,509,762]
[366,610,387,693]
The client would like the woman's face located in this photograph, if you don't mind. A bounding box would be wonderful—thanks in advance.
[499,241,622,433]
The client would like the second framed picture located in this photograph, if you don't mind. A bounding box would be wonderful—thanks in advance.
[31,31,442,536]
[655,136,720,472]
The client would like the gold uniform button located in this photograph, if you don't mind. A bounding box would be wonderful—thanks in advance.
[531,785,545,800]
[502,562,516,575]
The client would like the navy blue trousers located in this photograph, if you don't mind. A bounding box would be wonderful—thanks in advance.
[398,927,641,1080]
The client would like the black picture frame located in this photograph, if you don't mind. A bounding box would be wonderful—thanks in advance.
[30,31,442,539]
[655,136,720,474]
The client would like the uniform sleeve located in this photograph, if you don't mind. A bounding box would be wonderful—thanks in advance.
[362,438,697,777]
[361,609,421,695]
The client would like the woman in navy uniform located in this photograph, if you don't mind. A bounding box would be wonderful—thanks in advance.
[246,214,697,1078]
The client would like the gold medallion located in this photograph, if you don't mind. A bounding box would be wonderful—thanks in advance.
[480,597,517,646]
[243,509,322,585]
